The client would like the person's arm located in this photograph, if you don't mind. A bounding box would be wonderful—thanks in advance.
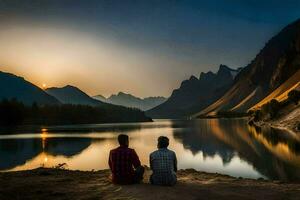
[108,151,113,170]
[173,152,178,172]
[132,149,141,169]
[149,154,153,170]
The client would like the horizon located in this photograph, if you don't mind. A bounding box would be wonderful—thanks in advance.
[0,0,300,97]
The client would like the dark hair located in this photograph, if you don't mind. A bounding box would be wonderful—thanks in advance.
[118,134,129,146]
[157,136,169,148]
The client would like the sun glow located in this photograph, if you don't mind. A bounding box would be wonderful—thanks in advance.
[42,83,47,89]
[41,128,48,150]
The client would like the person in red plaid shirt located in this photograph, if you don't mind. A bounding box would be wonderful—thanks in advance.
[109,134,144,184]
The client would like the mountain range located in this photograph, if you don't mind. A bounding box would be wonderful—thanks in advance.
[147,18,300,119]
[146,65,241,118]
[0,72,152,124]
[93,92,166,111]
[194,18,300,117]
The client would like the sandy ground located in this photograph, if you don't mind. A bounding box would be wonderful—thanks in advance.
[1,168,300,200]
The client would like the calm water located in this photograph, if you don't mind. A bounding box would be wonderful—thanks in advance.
[1,119,300,181]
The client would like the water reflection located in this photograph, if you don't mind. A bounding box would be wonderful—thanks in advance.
[172,119,300,181]
[1,119,300,181]
[0,139,42,170]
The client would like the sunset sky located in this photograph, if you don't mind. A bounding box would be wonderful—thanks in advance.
[0,0,299,97]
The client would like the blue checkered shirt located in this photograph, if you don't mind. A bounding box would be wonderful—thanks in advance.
[150,148,177,185]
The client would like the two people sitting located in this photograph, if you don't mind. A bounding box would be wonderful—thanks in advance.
[108,134,177,186]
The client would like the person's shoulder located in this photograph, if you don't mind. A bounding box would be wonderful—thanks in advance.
[128,147,135,152]
[110,147,119,153]
[150,149,159,156]
[167,149,176,155]
[127,147,138,154]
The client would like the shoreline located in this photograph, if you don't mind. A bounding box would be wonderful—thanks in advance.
[253,120,300,136]
[251,103,300,135]
[1,168,300,200]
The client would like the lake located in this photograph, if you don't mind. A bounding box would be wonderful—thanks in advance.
[1,118,300,181]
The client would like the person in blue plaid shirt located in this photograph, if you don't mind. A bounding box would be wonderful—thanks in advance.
[149,136,177,186]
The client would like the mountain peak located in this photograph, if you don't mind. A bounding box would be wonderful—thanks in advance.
[46,85,105,106]
[199,71,215,81]
[93,94,107,102]
[94,94,106,99]
[62,85,79,90]
[105,92,166,111]
[147,64,236,118]
[117,91,131,96]
[189,75,198,81]
[218,64,231,71]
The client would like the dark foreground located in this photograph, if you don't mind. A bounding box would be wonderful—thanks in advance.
[1,168,300,200]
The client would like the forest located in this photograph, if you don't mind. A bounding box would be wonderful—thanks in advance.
[0,98,152,126]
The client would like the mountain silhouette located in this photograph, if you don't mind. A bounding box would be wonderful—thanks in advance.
[93,92,166,111]
[195,18,300,117]
[93,94,107,102]
[46,85,106,106]
[146,65,240,118]
[0,71,60,105]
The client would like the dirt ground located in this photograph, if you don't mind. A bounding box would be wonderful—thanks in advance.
[1,168,300,200]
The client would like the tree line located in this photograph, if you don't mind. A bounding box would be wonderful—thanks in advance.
[0,99,152,126]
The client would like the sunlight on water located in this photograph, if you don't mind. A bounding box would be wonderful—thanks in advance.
[1,119,300,181]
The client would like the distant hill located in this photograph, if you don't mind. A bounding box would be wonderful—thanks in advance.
[46,85,106,107]
[93,92,166,111]
[0,71,60,105]
[93,94,107,102]
[146,65,240,118]
[194,18,300,117]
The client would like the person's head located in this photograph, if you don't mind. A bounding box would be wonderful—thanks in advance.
[157,136,169,149]
[118,134,129,147]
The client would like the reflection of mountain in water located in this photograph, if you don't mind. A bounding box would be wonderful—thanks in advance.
[172,120,235,165]
[44,138,92,157]
[0,137,92,170]
[0,139,42,170]
[172,119,300,181]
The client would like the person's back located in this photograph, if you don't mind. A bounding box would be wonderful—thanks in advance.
[150,136,177,186]
[109,134,144,184]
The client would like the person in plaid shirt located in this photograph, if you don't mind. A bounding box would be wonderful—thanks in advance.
[109,134,144,184]
[150,136,177,186]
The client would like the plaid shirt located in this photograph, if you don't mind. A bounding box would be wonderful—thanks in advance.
[150,148,177,185]
[109,146,141,184]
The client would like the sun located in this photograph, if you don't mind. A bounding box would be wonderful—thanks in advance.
[42,83,47,89]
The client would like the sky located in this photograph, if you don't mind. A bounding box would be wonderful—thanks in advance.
[0,0,300,98]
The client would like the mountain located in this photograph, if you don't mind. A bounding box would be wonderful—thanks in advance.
[194,18,300,117]
[251,70,300,110]
[93,92,166,111]
[46,85,106,106]
[0,71,60,105]
[93,94,107,102]
[146,65,240,118]
[250,70,300,133]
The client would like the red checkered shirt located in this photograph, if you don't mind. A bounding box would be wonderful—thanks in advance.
[108,145,141,184]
